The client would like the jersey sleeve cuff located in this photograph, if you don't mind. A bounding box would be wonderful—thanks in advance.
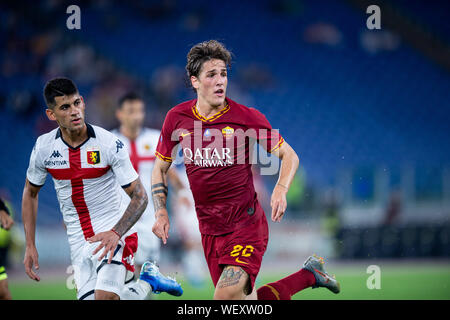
[120,174,139,189]
[268,137,284,153]
[27,178,45,188]
[155,151,173,163]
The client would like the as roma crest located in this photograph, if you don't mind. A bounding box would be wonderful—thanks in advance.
[222,126,234,139]
[87,150,100,165]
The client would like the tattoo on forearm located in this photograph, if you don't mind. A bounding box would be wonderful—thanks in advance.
[217,266,246,289]
[151,189,167,196]
[151,183,168,213]
[113,179,148,237]
[153,195,167,212]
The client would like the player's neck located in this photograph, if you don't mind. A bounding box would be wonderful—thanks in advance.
[120,125,141,141]
[196,98,226,119]
[59,124,88,148]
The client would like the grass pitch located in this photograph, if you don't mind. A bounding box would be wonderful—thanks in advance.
[8,263,450,300]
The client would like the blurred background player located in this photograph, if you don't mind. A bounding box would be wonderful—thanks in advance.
[113,92,195,282]
[113,92,162,278]
[0,196,14,300]
[171,154,208,287]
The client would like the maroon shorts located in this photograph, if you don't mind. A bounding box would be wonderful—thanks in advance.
[201,212,269,291]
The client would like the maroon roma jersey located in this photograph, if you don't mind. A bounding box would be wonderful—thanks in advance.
[156,97,284,235]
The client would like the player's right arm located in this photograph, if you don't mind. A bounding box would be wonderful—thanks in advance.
[21,178,42,281]
[22,138,47,282]
[151,108,181,244]
[151,158,172,244]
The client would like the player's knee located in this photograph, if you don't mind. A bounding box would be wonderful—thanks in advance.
[213,286,245,300]
[95,290,120,300]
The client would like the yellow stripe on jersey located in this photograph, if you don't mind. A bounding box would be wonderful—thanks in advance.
[155,151,173,163]
[269,137,284,153]
[192,103,230,122]
[262,284,281,300]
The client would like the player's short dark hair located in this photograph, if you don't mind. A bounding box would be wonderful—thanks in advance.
[186,40,232,81]
[118,92,143,109]
[43,77,79,109]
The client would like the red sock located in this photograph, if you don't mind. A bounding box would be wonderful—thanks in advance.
[257,269,316,300]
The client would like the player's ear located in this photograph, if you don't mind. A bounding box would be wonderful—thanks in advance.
[191,76,199,90]
[45,108,57,121]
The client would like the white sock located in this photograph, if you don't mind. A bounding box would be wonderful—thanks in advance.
[120,279,152,300]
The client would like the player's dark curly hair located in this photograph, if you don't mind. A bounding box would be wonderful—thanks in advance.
[186,40,232,82]
[43,77,79,109]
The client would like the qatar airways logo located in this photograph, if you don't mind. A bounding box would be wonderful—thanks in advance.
[183,147,233,167]
[169,121,281,175]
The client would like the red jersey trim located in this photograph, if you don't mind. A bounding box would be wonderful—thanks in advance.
[192,103,230,122]
[155,151,172,163]
[269,137,284,153]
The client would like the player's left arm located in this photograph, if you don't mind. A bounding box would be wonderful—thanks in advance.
[88,177,148,263]
[267,141,299,222]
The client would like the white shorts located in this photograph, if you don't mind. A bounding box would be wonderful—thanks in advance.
[71,232,138,300]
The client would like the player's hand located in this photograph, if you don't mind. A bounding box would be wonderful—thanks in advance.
[270,184,288,222]
[24,245,40,281]
[153,210,170,245]
[0,210,14,230]
[88,230,120,264]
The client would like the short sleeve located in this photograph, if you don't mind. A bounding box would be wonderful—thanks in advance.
[26,138,48,187]
[109,136,139,187]
[155,110,180,163]
[249,108,284,153]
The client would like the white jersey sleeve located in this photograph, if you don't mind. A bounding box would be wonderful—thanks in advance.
[26,136,48,186]
[108,135,139,187]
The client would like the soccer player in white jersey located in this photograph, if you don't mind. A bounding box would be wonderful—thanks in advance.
[113,92,195,279]
[21,77,182,300]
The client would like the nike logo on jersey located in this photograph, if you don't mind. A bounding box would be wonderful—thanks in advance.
[180,132,193,138]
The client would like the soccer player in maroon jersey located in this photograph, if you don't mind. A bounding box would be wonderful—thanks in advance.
[152,40,340,300]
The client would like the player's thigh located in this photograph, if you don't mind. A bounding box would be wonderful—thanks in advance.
[72,253,97,300]
[95,289,120,300]
[96,260,127,298]
[214,265,251,300]
[245,286,258,300]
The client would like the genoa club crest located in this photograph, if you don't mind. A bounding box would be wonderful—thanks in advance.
[87,150,100,165]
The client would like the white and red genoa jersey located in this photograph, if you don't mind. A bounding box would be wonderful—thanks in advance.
[26,123,138,247]
[111,128,160,217]
[111,127,161,262]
